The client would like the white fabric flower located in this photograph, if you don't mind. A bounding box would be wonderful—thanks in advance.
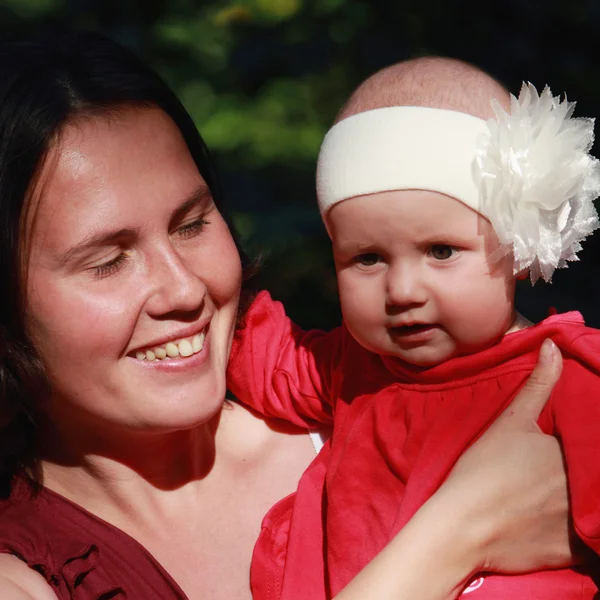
[474,82,600,283]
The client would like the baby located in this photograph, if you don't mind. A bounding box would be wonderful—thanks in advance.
[228,57,600,599]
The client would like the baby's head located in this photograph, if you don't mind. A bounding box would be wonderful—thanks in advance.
[317,57,599,367]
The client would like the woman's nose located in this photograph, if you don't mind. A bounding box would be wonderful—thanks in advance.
[386,262,428,309]
[145,249,207,317]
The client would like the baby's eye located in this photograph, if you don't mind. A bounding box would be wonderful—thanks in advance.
[355,253,381,266]
[429,245,456,260]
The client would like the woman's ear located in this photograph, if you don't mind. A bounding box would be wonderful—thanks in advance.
[516,269,530,281]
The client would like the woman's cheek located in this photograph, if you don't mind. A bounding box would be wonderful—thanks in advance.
[31,270,139,351]
[202,227,243,306]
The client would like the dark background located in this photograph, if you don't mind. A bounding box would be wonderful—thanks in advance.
[3,0,600,329]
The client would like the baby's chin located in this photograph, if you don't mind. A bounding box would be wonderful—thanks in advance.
[393,337,509,368]
[368,341,456,367]
[350,327,506,368]
[350,333,457,368]
[386,337,499,368]
[392,348,456,368]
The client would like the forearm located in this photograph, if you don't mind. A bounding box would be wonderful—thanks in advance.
[335,489,477,600]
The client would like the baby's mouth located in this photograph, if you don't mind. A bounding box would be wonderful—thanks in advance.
[390,324,437,336]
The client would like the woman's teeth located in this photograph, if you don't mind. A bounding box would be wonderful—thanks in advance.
[135,332,205,361]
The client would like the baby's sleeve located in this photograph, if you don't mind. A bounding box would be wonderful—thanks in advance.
[552,332,600,556]
[227,291,338,427]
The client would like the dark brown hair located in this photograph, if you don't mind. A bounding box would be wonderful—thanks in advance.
[0,29,254,495]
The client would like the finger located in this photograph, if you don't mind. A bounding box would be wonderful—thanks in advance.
[499,339,563,423]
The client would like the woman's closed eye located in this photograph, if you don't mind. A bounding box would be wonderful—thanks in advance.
[89,219,210,279]
[175,217,209,239]
[92,253,129,279]
[429,244,457,260]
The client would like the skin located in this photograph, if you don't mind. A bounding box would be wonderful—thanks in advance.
[0,93,574,599]
[329,190,521,366]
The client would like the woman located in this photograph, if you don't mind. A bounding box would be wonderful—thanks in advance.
[0,30,575,600]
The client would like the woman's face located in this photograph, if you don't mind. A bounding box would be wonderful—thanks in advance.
[25,107,242,436]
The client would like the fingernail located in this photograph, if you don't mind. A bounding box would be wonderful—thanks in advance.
[540,339,557,365]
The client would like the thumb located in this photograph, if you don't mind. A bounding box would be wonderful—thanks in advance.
[499,339,563,423]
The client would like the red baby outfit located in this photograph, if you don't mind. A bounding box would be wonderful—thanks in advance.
[229,291,600,599]
[0,474,188,599]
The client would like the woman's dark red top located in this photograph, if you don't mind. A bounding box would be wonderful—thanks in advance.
[0,474,189,599]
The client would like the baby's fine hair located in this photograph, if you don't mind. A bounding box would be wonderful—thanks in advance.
[335,56,510,124]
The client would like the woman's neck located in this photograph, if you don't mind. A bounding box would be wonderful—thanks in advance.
[38,406,224,527]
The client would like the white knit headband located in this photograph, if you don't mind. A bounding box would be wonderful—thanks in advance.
[317,106,489,216]
[316,83,600,283]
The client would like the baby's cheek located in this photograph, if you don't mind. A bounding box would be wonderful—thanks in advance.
[338,292,381,349]
[340,284,377,325]
[455,279,515,345]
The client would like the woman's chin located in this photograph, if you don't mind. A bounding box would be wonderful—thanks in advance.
[90,372,228,436]
[144,382,226,432]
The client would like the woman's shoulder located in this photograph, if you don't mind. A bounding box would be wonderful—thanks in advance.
[219,399,317,459]
[218,400,318,489]
[0,554,57,600]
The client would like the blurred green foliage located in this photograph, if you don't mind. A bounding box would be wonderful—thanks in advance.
[2,0,600,327]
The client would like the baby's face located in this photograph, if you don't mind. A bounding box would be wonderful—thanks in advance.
[327,190,516,366]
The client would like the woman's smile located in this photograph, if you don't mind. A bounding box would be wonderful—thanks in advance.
[130,327,212,373]
[130,321,209,361]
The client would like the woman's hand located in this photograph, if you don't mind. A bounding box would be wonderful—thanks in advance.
[439,338,575,576]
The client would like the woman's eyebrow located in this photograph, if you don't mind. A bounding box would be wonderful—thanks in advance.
[169,184,213,225]
[57,185,213,266]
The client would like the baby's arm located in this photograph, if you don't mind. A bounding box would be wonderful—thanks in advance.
[228,291,338,427]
